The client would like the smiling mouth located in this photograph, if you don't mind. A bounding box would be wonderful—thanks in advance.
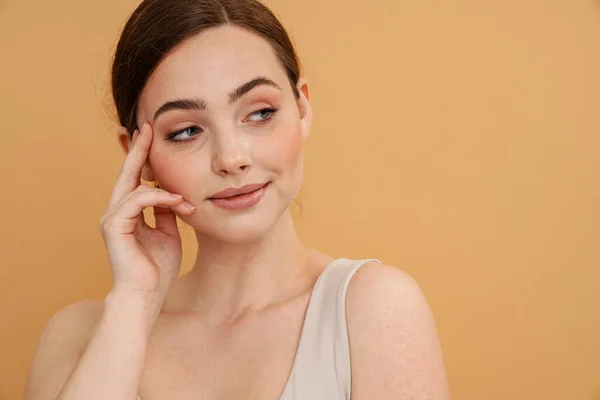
[208,182,269,199]
[208,182,270,211]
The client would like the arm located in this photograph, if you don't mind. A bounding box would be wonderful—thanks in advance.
[25,122,189,400]
[347,263,451,399]
[24,290,161,400]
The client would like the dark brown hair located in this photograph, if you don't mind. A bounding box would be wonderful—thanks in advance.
[111,0,302,136]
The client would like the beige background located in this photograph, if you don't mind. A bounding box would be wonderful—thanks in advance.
[1,0,599,399]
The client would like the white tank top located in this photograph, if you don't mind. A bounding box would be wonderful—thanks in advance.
[138,257,381,400]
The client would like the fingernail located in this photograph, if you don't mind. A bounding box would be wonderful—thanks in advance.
[183,201,196,211]
[170,193,183,198]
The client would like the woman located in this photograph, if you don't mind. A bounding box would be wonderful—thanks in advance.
[25,0,450,399]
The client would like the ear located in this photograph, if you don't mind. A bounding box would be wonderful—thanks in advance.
[295,77,312,140]
[117,126,156,182]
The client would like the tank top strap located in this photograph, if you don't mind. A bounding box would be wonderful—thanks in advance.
[280,257,382,400]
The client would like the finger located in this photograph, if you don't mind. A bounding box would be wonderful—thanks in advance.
[108,123,154,209]
[104,190,185,236]
[113,185,195,216]
[153,205,180,238]
[109,184,153,215]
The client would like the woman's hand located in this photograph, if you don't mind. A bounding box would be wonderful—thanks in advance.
[99,122,196,298]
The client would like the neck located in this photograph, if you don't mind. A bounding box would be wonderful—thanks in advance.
[165,210,317,324]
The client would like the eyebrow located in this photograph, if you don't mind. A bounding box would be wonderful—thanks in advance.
[152,76,282,123]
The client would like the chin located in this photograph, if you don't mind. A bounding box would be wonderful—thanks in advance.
[220,215,277,242]
[181,199,291,245]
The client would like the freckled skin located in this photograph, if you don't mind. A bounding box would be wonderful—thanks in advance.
[131,25,310,243]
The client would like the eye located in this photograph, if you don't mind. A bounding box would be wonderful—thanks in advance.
[166,126,202,142]
[247,107,279,123]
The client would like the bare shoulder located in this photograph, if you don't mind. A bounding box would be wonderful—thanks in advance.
[24,298,105,400]
[43,299,105,336]
[346,262,451,399]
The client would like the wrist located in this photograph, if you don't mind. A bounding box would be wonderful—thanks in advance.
[104,288,165,333]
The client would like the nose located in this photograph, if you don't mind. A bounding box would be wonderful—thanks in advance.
[211,127,252,176]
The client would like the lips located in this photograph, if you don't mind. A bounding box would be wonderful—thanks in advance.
[209,182,268,199]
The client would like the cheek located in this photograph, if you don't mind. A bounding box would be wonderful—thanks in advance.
[148,150,200,193]
[262,122,303,178]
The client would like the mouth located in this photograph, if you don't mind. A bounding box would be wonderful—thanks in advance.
[208,182,270,211]
[208,182,270,199]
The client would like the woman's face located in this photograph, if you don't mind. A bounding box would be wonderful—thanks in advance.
[129,25,312,243]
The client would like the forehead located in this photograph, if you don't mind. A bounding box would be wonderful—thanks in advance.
[138,25,287,120]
